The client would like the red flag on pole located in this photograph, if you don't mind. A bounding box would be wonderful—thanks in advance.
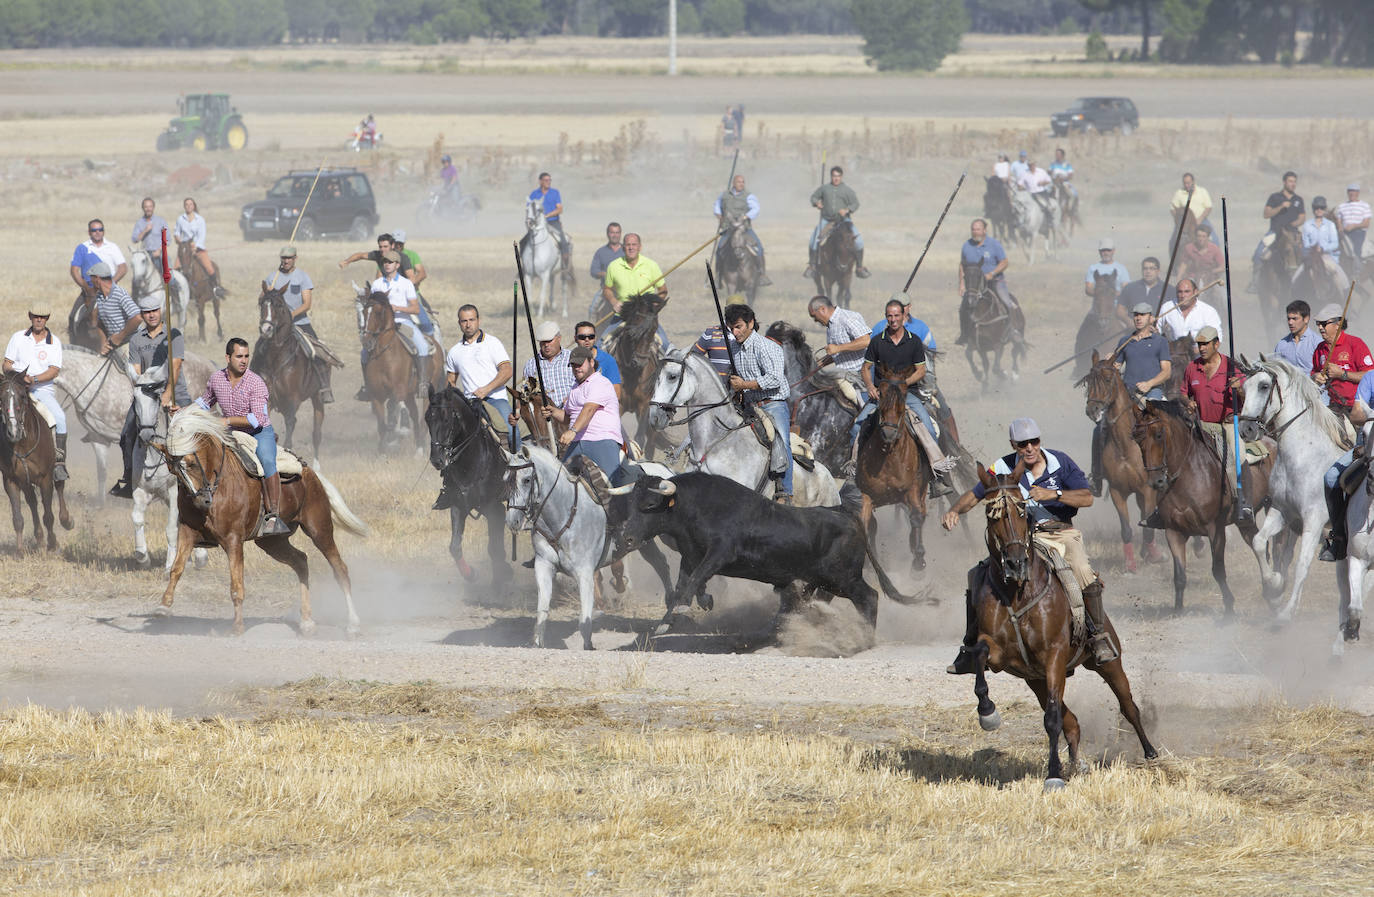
[160,227,171,284]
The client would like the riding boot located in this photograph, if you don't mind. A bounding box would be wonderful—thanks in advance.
[414,357,429,396]
[1320,485,1349,562]
[854,248,871,279]
[317,362,334,404]
[928,468,955,499]
[955,303,972,346]
[54,433,68,483]
[432,483,454,511]
[947,587,979,674]
[1089,419,1106,497]
[1082,580,1119,665]
[757,250,772,286]
[110,415,136,498]
[803,247,816,279]
[260,473,291,536]
[209,266,227,300]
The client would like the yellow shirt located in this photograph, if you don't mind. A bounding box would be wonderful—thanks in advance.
[1171,185,1213,214]
[604,255,665,304]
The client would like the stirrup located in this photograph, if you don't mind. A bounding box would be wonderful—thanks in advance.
[1088,631,1119,665]
[1319,537,1347,562]
[260,513,291,536]
[946,645,976,675]
[432,488,454,511]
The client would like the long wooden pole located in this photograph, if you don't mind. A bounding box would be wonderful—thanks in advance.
[513,242,554,451]
[1154,186,1194,319]
[903,172,967,293]
[269,158,327,291]
[593,231,718,329]
[1221,197,1247,518]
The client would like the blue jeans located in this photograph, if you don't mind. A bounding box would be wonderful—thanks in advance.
[253,425,278,477]
[761,399,794,495]
[31,386,66,435]
[482,395,519,451]
[1327,448,1355,491]
[564,438,624,485]
[811,218,863,251]
[851,391,937,444]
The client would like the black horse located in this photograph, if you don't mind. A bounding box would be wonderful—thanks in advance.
[767,320,855,475]
[425,385,512,586]
[607,292,668,458]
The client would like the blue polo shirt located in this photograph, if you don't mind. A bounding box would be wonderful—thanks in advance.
[70,243,102,286]
[1273,328,1322,373]
[972,449,1090,525]
[529,187,563,222]
[594,347,621,385]
[1116,330,1172,399]
[960,237,1007,280]
[871,318,937,353]
[1085,261,1131,291]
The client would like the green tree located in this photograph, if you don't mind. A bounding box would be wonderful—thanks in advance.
[432,0,488,40]
[700,0,745,35]
[1157,0,1209,61]
[1078,0,1161,58]
[285,0,378,41]
[850,0,968,71]
[482,0,544,38]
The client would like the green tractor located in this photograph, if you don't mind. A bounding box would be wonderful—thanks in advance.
[156,93,249,152]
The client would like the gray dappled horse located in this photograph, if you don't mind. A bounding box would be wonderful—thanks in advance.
[519,199,566,318]
[714,215,763,303]
[127,359,208,572]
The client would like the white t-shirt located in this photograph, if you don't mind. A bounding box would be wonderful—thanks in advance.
[1157,299,1224,344]
[445,331,511,403]
[993,160,1010,180]
[4,328,63,387]
[84,239,126,273]
[371,274,417,316]
[1019,168,1053,194]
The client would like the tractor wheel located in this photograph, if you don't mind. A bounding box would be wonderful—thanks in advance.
[190,130,209,152]
[224,119,248,150]
[156,131,176,152]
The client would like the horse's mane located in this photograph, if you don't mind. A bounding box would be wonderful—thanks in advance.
[617,292,665,324]
[1141,398,1194,424]
[764,320,806,352]
[1256,358,1350,445]
[166,406,234,456]
[671,347,728,401]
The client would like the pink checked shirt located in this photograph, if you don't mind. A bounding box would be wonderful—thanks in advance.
[197,368,272,431]
[564,372,621,445]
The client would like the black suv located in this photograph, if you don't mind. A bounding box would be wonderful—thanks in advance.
[1050,97,1139,136]
[240,168,378,241]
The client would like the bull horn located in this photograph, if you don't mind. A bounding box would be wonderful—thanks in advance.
[650,479,676,496]
[606,483,637,495]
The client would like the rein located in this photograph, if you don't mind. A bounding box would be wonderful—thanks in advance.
[1,384,44,480]
[1239,373,1309,441]
[170,433,226,508]
[507,460,582,548]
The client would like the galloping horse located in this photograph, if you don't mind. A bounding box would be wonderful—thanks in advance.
[1078,351,1160,573]
[127,361,208,572]
[355,288,443,452]
[154,407,367,636]
[962,264,1025,386]
[519,198,567,318]
[0,372,72,551]
[128,247,190,333]
[1131,399,1274,615]
[768,320,854,475]
[1011,190,1060,264]
[983,176,1015,244]
[606,292,668,457]
[255,282,335,462]
[964,463,1157,791]
[67,289,102,353]
[178,238,223,342]
[1295,249,1349,310]
[1072,271,1122,380]
[1054,180,1081,238]
[1256,226,1300,325]
[424,385,512,586]
[714,216,763,303]
[855,365,933,572]
[812,219,856,309]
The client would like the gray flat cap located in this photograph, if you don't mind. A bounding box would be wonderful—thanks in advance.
[1008,417,1041,442]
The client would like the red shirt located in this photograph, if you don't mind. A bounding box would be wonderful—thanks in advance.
[1183,354,1243,423]
[1312,332,1374,407]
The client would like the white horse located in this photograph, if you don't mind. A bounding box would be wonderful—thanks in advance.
[1238,359,1351,622]
[1010,189,1061,264]
[519,199,565,318]
[1340,422,1374,656]
[647,349,841,508]
[128,246,190,333]
[128,361,208,572]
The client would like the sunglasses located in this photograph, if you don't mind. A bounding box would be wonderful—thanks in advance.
[574,333,596,341]
[1320,319,1342,326]
[1015,438,1040,449]
[89,227,104,233]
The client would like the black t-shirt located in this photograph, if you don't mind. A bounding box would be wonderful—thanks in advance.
[367,249,414,280]
[1116,278,1176,313]
[864,328,927,380]
[1266,191,1305,232]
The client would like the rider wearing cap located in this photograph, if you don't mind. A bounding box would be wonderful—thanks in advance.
[268,245,333,405]
[1319,308,1374,562]
[439,154,459,196]
[1091,301,1172,498]
[370,249,433,394]
[112,291,190,499]
[1084,238,1131,300]
[942,416,1117,670]
[1182,325,1251,520]
[543,344,625,484]
[1312,301,1373,421]
[3,301,67,482]
[88,261,143,358]
[1337,183,1371,278]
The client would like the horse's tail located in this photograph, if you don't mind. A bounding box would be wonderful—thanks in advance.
[312,469,370,537]
[858,521,928,606]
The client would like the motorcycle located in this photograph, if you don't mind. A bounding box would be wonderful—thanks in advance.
[416,186,481,222]
[347,128,382,151]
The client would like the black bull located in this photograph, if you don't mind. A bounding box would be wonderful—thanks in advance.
[613,472,933,626]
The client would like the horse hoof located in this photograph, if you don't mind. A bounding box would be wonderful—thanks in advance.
[299,619,317,636]
[698,592,714,612]
[612,574,630,595]
[346,625,361,641]
[152,604,172,618]
[978,710,1002,731]
[134,551,151,569]
[1344,614,1361,642]
[653,619,674,637]
[1275,608,1294,625]
[457,559,476,582]
[1043,778,1068,793]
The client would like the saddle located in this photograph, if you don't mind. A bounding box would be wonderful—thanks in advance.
[815,368,863,412]
[293,329,344,368]
[1197,422,1271,467]
[28,396,56,430]
[225,431,304,480]
[394,321,442,360]
[477,399,510,439]
[746,408,817,472]
[1340,454,1369,497]
[1030,536,1087,645]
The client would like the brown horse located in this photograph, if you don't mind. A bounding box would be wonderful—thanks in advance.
[1055,180,1081,237]
[67,290,103,353]
[1078,351,1160,573]
[961,263,1025,387]
[357,292,443,452]
[966,463,1157,790]
[1257,225,1300,326]
[0,373,73,551]
[856,365,931,572]
[812,219,856,309]
[254,282,335,462]
[154,407,366,635]
[1072,271,1122,380]
[606,292,667,459]
[714,216,763,304]
[178,239,222,342]
[1131,399,1274,614]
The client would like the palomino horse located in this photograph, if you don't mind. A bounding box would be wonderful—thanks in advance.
[1078,351,1161,573]
[965,463,1157,791]
[812,219,856,309]
[127,361,208,572]
[178,239,223,342]
[425,385,512,586]
[1256,226,1300,325]
[983,176,1015,244]
[1238,359,1350,623]
[714,216,763,303]
[355,289,444,452]
[962,264,1025,387]
[855,365,933,572]
[0,372,73,551]
[1072,271,1122,380]
[648,349,841,507]
[1132,399,1274,614]
[154,407,367,636]
[519,199,567,318]
[128,246,190,333]
[255,282,336,462]
[606,292,669,458]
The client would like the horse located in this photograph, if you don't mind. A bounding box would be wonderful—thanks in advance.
[855,365,934,572]
[128,246,190,333]
[153,407,367,636]
[519,199,566,318]
[1054,179,1081,238]
[812,218,856,309]
[1131,399,1275,615]
[983,176,1015,244]
[1010,190,1060,264]
[962,264,1025,386]
[606,292,669,458]
[424,385,512,586]
[0,372,73,551]
[964,462,1157,791]
[255,282,335,463]
[66,289,103,353]
[127,361,208,572]
[354,287,444,452]
[714,215,763,303]
[767,320,855,475]
[1072,271,1122,380]
[1238,359,1351,623]
[1294,250,1350,310]
[1338,439,1374,656]
[1078,351,1161,573]
[177,238,223,342]
[1256,226,1300,326]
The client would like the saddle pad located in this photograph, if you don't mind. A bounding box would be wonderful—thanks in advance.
[753,407,777,444]
[28,396,55,429]
[1032,536,1086,643]
[571,456,613,507]
[1243,440,1270,464]
[227,431,304,479]
[480,400,509,436]
[904,408,941,442]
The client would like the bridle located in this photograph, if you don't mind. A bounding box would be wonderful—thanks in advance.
[0,378,42,477]
[168,435,225,509]
[982,478,1032,583]
[431,396,496,473]
[649,355,734,426]
[506,459,581,547]
[875,377,909,444]
[1133,409,1178,491]
[1238,369,1308,440]
[358,296,396,359]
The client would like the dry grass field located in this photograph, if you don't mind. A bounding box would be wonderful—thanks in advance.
[3,35,1374,894]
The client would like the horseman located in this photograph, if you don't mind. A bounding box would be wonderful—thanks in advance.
[526,172,571,272]
[691,294,747,386]
[1090,302,1172,497]
[1273,299,1321,371]
[187,338,290,536]
[1181,326,1251,520]
[3,301,67,482]
[542,344,626,485]
[1157,278,1224,344]
[517,321,576,411]
[1319,323,1374,562]
[1083,238,1130,302]
[340,233,416,282]
[1009,150,1029,184]
[269,246,333,405]
[114,292,191,499]
[956,218,1019,346]
[130,198,168,274]
[573,321,621,401]
[600,233,670,348]
[1299,196,1347,294]
[1249,170,1305,293]
[370,249,434,395]
[842,297,955,495]
[1177,226,1225,290]
[1312,302,1373,423]
[942,417,1117,671]
[1170,172,1213,241]
[1116,257,1175,328]
[807,295,869,382]
[714,174,771,287]
[1049,148,1077,201]
[70,218,127,292]
[993,153,1011,184]
[174,197,226,299]
[588,222,624,320]
[724,303,794,504]
[391,230,427,292]
[805,166,870,280]
[89,261,142,358]
[434,303,516,511]
[1017,158,1054,222]
[867,293,960,443]
[438,154,460,199]
[1336,183,1371,280]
